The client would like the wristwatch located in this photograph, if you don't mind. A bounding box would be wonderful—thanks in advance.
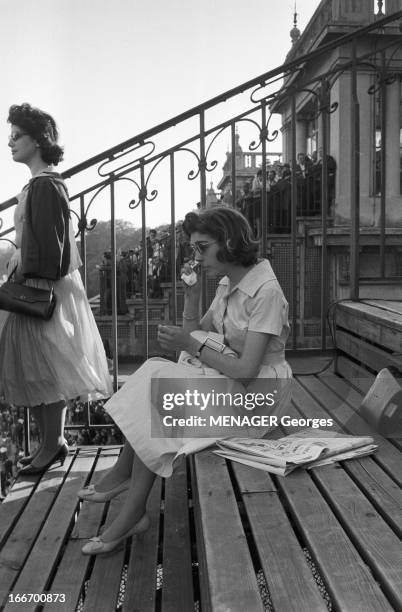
[194,336,226,357]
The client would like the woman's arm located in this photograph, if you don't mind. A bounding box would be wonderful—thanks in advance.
[197,330,270,380]
[158,326,271,380]
[22,177,70,280]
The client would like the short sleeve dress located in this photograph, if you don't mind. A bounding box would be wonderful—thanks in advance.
[105,259,292,477]
[0,171,113,407]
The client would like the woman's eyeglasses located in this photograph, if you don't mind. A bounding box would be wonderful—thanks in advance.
[9,132,28,143]
[190,241,217,255]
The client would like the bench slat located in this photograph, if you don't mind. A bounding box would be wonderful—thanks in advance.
[277,467,395,612]
[82,490,128,611]
[232,463,328,612]
[193,451,265,612]
[123,478,162,612]
[336,329,402,373]
[46,450,117,611]
[294,377,402,535]
[337,301,402,334]
[335,355,374,394]
[162,455,194,611]
[1,454,75,612]
[336,305,402,353]
[294,377,402,486]
[311,464,402,610]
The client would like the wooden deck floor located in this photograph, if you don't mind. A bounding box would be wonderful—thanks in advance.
[1,355,402,612]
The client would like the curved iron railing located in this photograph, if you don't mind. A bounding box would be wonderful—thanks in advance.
[0,8,401,404]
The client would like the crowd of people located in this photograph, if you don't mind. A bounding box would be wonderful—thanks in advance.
[98,225,194,313]
[0,401,38,499]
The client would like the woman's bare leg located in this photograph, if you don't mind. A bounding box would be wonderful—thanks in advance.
[27,405,45,455]
[100,453,155,543]
[30,401,66,466]
[95,440,135,491]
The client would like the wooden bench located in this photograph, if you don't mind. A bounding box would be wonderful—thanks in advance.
[334,299,402,393]
[1,362,401,611]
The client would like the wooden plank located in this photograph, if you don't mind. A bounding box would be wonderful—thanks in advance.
[363,300,402,317]
[44,449,119,612]
[0,476,39,547]
[1,453,76,611]
[162,455,194,611]
[123,477,162,612]
[193,451,264,612]
[318,371,364,410]
[310,464,402,610]
[337,301,402,334]
[335,355,374,394]
[82,500,127,611]
[294,377,402,486]
[190,455,212,612]
[81,450,129,612]
[336,329,402,373]
[317,373,402,454]
[232,462,327,612]
[294,377,402,535]
[277,468,395,612]
[336,306,402,354]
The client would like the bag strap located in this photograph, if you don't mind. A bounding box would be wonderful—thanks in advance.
[7,265,18,282]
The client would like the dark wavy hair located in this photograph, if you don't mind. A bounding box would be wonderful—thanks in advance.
[8,103,64,165]
[182,206,259,267]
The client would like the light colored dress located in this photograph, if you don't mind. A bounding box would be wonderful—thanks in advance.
[105,259,292,477]
[0,176,113,407]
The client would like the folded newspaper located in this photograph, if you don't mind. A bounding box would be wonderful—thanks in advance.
[213,429,378,476]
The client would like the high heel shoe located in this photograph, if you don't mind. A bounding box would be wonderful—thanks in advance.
[77,479,130,503]
[82,514,150,556]
[18,444,68,475]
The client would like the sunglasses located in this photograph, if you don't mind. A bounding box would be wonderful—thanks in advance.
[190,241,217,255]
[9,132,29,142]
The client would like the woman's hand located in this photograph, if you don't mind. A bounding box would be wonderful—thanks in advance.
[181,263,202,302]
[158,324,197,353]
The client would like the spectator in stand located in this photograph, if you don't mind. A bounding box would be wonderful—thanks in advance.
[280,163,292,182]
[251,169,263,193]
[295,153,313,179]
[267,170,278,191]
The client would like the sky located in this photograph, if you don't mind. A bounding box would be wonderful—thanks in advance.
[0,0,320,235]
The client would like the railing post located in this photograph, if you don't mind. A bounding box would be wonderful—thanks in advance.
[291,94,298,349]
[261,102,267,258]
[350,40,360,300]
[79,195,87,290]
[110,178,118,391]
[199,111,208,314]
[380,50,387,278]
[140,162,149,358]
[320,79,329,350]
[231,123,237,210]
[170,153,177,324]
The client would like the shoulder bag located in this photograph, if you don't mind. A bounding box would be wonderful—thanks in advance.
[0,267,56,321]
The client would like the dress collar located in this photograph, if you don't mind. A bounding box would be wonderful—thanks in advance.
[218,259,277,297]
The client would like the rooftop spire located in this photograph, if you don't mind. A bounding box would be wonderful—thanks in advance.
[290,2,301,45]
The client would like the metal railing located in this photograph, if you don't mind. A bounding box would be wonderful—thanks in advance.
[0,8,401,397]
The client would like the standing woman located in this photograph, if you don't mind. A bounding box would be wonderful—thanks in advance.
[0,103,113,474]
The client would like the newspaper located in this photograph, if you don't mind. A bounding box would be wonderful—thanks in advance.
[214,429,377,476]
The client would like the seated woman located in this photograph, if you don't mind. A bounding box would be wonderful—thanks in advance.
[78,206,292,555]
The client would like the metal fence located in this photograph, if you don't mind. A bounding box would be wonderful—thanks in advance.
[0,8,401,432]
